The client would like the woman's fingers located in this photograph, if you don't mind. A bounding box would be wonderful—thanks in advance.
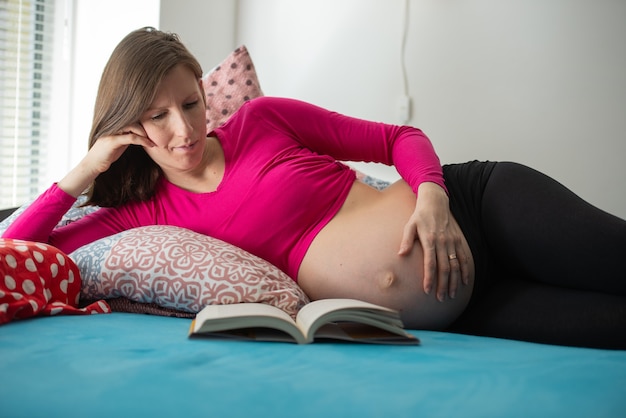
[119,122,145,136]
[418,217,469,302]
[88,128,154,175]
[457,244,471,286]
[399,222,436,296]
[440,227,471,300]
[445,248,463,300]
[422,241,437,296]
[449,217,471,287]
[433,235,465,301]
[435,241,452,301]
[398,222,417,256]
[118,123,154,147]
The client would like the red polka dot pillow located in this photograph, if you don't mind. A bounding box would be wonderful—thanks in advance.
[71,226,309,319]
[203,45,263,133]
[0,239,109,324]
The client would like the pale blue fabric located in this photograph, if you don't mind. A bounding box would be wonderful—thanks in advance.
[1,313,624,418]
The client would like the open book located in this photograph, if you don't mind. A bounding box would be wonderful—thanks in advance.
[189,298,419,345]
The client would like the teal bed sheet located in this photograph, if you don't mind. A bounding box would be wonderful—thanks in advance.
[1,313,625,418]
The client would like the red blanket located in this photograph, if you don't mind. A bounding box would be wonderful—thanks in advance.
[0,239,109,324]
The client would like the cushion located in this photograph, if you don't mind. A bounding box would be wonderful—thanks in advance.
[72,225,309,319]
[354,170,391,190]
[0,238,109,324]
[202,45,264,133]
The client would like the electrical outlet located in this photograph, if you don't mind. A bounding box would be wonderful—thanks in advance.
[397,95,411,124]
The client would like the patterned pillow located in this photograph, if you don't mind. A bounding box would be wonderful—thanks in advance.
[202,45,263,133]
[0,239,109,324]
[354,170,391,191]
[71,225,309,319]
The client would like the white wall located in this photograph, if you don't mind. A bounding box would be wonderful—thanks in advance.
[236,0,410,183]
[159,0,237,73]
[236,0,626,219]
[408,0,626,220]
[54,0,626,219]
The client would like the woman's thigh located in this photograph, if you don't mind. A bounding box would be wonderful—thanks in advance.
[481,161,626,295]
[448,275,626,349]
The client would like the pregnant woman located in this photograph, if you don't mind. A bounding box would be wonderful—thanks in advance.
[5,27,625,349]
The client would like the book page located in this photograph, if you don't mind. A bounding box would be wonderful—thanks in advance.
[194,303,296,328]
[314,323,419,345]
[192,303,305,343]
[191,327,305,344]
[296,299,402,340]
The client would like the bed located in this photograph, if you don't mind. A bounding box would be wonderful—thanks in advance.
[1,46,625,418]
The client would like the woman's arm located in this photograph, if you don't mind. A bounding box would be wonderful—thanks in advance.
[252,97,470,300]
[252,96,446,192]
[2,183,78,244]
[2,125,155,252]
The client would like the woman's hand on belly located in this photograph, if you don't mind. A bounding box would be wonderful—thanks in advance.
[398,182,472,301]
[298,180,475,330]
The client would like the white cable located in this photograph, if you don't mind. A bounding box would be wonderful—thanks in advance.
[398,0,412,124]
[400,0,410,97]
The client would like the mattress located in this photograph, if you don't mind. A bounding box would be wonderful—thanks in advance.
[1,312,624,418]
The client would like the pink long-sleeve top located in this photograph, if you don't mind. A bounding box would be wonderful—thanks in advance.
[3,97,445,280]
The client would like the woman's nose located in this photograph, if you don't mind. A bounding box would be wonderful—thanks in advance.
[173,110,193,137]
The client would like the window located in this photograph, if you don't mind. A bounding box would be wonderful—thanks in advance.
[0,0,55,208]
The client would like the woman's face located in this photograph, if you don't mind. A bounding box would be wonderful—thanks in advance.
[139,64,207,178]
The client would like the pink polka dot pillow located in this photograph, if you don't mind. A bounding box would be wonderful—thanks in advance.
[0,239,109,324]
[203,45,263,133]
[71,226,309,319]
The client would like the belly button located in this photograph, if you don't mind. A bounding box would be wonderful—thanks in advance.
[380,271,395,289]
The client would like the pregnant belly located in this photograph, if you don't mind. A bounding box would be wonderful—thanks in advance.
[297,180,475,329]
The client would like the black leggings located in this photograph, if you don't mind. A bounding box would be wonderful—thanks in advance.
[444,161,626,349]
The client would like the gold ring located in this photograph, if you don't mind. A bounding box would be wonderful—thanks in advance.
[448,253,457,260]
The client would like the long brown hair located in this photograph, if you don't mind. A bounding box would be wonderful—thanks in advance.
[84,27,204,207]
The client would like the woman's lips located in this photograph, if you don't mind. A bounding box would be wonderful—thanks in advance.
[173,142,196,151]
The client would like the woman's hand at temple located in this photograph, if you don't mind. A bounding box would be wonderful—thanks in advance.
[57,124,154,198]
[398,182,471,301]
